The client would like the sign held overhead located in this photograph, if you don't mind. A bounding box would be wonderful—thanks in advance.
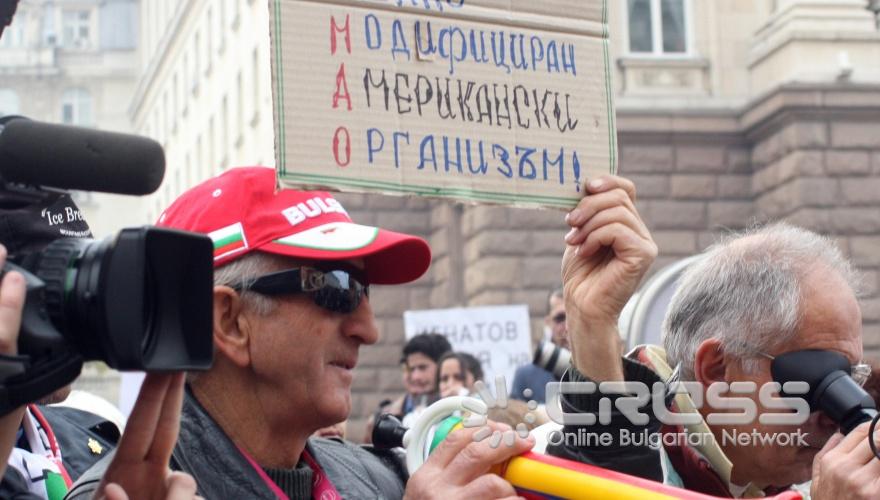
[270,0,617,209]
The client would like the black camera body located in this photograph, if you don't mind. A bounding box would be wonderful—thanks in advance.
[0,116,214,414]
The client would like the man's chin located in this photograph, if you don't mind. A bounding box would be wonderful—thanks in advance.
[321,406,351,427]
[317,392,352,423]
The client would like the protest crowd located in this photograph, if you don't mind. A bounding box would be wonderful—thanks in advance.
[1,166,878,499]
[3,1,880,499]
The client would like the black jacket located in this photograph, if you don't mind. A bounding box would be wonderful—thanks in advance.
[67,386,407,499]
[545,359,667,482]
[2,405,120,499]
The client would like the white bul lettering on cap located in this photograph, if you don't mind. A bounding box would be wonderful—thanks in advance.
[281,197,348,226]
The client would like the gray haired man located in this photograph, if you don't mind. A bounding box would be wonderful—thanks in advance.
[550,174,880,499]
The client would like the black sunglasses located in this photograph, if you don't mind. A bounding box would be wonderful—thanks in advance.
[229,267,369,314]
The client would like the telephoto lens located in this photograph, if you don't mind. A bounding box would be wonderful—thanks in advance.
[533,341,572,379]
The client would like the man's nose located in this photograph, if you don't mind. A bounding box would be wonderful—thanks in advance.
[342,296,379,345]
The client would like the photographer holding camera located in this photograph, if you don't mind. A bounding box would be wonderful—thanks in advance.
[0,175,205,499]
[0,242,201,500]
[551,174,880,499]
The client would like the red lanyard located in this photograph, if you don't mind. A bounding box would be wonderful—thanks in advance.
[238,445,341,500]
[300,449,341,500]
[27,405,74,489]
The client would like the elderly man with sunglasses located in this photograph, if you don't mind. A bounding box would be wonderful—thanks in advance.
[550,175,880,499]
[68,166,534,499]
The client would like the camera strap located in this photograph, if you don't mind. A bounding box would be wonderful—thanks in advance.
[0,352,83,416]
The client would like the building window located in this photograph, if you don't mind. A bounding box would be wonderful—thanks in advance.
[228,0,240,29]
[0,89,20,117]
[236,71,244,146]
[180,70,188,117]
[164,90,172,136]
[0,15,25,48]
[217,0,226,54]
[251,47,260,125]
[204,8,213,75]
[626,0,690,55]
[221,95,229,167]
[172,73,179,127]
[869,0,880,29]
[191,32,201,93]
[154,108,163,145]
[62,10,92,48]
[61,88,93,125]
[208,116,215,172]
[195,135,202,185]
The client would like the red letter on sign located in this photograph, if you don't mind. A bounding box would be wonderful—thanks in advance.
[330,15,351,55]
[333,126,351,167]
[332,63,352,111]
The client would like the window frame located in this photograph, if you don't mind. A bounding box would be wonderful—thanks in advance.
[622,0,694,58]
[60,88,93,126]
[0,89,21,117]
[0,14,25,48]
[61,8,94,49]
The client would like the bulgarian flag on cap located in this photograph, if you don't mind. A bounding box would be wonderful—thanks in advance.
[210,222,248,260]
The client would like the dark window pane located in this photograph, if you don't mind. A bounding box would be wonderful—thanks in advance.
[662,0,686,53]
[628,0,653,52]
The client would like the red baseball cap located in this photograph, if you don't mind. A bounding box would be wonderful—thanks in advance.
[157,166,431,285]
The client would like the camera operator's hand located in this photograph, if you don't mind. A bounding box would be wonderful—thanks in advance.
[562,176,657,381]
[0,243,27,478]
[404,421,534,499]
[811,421,880,500]
[93,373,201,500]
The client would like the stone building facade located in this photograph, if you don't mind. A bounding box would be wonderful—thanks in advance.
[344,1,880,441]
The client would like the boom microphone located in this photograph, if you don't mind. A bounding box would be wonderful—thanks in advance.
[0,117,165,195]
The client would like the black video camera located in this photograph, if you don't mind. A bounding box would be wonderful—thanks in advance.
[0,116,214,415]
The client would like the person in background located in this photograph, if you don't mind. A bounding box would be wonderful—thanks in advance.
[510,287,566,404]
[437,351,483,398]
[364,332,451,442]
[399,332,453,413]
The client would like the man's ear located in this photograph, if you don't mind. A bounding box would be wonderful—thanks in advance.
[212,286,251,368]
[693,338,727,385]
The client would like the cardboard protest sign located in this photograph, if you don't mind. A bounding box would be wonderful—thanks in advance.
[269,0,616,209]
[403,304,532,391]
